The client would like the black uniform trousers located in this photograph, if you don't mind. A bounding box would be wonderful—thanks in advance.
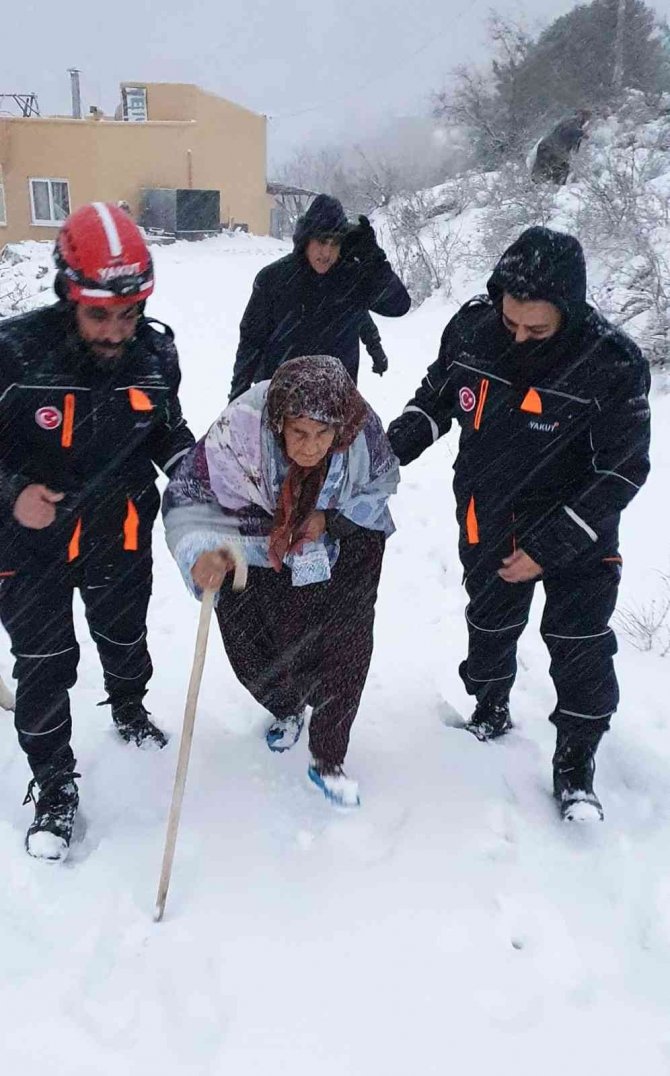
[216,530,385,766]
[459,552,621,724]
[0,550,153,777]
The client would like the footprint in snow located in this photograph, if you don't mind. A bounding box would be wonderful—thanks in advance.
[321,806,410,865]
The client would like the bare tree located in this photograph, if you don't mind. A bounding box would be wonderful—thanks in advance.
[433,12,534,166]
[433,67,507,166]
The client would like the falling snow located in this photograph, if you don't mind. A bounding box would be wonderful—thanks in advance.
[0,226,668,1076]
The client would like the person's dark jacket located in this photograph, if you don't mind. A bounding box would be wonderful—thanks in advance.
[532,112,588,185]
[229,197,410,399]
[0,302,194,569]
[387,227,651,572]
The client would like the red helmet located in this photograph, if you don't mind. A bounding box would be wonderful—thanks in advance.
[54,202,154,307]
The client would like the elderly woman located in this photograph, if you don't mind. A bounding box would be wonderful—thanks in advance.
[163,356,399,807]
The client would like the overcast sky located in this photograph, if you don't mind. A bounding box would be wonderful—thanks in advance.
[4,0,670,165]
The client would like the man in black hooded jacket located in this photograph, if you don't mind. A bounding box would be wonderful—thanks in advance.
[229,194,410,400]
[388,226,651,821]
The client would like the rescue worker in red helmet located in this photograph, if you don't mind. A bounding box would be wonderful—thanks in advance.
[0,202,195,860]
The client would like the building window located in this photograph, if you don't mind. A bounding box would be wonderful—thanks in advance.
[29,178,70,226]
[0,167,6,225]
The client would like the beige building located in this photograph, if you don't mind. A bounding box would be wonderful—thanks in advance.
[0,82,272,246]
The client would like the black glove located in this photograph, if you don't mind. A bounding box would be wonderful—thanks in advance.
[371,348,389,376]
[387,412,434,466]
[341,216,386,269]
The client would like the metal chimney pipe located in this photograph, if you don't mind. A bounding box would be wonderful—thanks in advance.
[68,68,82,119]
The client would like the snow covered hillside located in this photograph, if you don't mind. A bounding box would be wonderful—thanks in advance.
[0,231,669,1076]
[379,91,670,370]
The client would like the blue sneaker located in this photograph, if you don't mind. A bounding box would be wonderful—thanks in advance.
[266,710,305,753]
[308,759,360,808]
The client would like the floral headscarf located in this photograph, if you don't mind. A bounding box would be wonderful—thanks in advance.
[265,356,368,570]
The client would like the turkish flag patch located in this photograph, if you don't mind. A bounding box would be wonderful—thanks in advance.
[35,406,63,430]
[459,386,476,413]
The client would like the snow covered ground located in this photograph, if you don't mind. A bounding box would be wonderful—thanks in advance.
[0,233,669,1076]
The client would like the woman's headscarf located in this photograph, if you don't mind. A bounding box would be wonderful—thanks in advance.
[265,356,368,570]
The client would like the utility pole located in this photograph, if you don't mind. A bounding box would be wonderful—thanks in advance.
[613,0,627,92]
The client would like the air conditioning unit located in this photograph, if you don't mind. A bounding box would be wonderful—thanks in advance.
[139,188,220,239]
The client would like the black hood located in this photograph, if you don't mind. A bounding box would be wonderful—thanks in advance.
[486,228,591,389]
[293,194,349,252]
[487,226,587,313]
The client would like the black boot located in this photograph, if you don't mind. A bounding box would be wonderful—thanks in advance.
[24,755,80,861]
[552,716,608,821]
[110,698,168,749]
[467,697,512,741]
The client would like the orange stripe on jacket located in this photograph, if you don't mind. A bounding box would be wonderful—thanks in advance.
[473,378,490,431]
[520,388,542,414]
[466,496,480,544]
[128,388,154,412]
[68,518,82,562]
[61,393,75,448]
[123,499,139,551]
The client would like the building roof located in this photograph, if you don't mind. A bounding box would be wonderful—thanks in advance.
[267,182,318,197]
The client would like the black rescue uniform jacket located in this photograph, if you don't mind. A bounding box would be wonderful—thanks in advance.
[388,228,651,573]
[229,250,410,400]
[0,302,195,573]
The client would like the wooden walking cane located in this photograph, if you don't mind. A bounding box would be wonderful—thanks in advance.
[154,550,249,921]
[154,588,216,922]
[153,551,246,922]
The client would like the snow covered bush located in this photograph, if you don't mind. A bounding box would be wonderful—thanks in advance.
[0,273,30,318]
[571,124,670,366]
[616,572,670,655]
[0,243,53,318]
[468,164,560,271]
[382,188,467,305]
[376,95,670,369]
